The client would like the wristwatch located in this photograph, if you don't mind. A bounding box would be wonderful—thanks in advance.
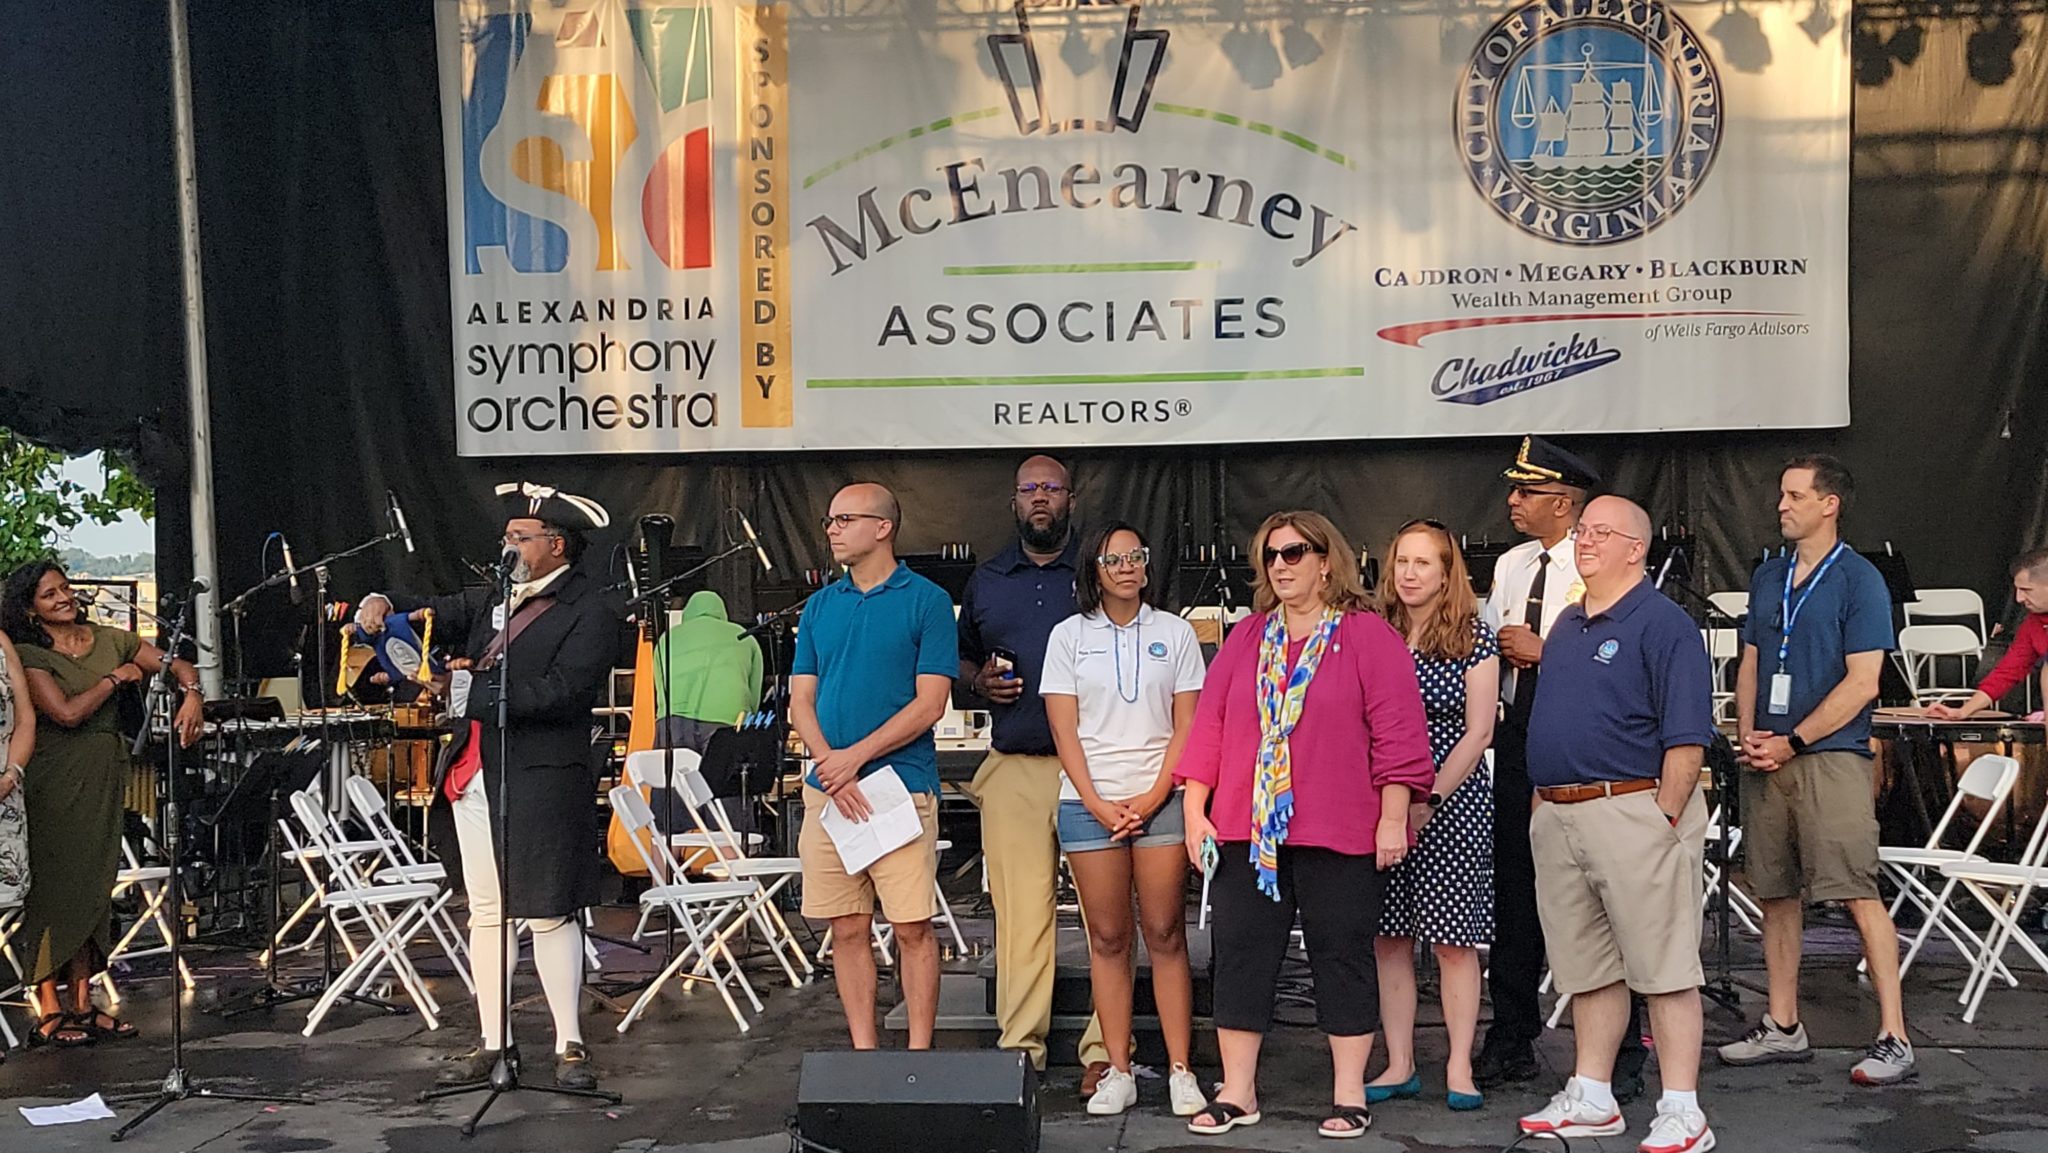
[1787,732,1810,755]
[1426,792,1444,809]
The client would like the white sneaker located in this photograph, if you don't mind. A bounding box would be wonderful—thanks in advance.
[1519,1081,1627,1140]
[1168,1064,1208,1117]
[1639,1100,1716,1153]
[1086,1066,1138,1116]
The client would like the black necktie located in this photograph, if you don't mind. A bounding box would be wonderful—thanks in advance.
[1525,552,1551,639]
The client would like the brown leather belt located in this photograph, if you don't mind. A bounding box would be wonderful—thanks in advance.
[1536,778,1660,805]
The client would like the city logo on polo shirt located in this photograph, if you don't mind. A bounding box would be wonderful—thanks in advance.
[1596,638,1621,664]
[1147,641,1169,659]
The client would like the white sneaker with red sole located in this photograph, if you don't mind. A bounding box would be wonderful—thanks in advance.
[1638,1100,1716,1153]
[1519,1082,1627,1140]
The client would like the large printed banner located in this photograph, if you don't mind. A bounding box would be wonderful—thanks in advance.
[436,0,1850,454]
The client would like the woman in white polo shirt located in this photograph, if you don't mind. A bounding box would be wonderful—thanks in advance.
[1042,522,1209,1119]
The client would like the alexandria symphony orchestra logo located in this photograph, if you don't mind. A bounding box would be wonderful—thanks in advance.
[1457,0,1723,246]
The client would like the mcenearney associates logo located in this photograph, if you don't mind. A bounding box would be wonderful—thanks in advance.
[1458,0,1723,246]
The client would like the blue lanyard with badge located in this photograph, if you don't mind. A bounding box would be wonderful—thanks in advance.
[1771,541,1847,714]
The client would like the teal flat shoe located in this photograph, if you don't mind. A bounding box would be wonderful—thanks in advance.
[1365,1074,1422,1104]
[1447,1090,1485,1112]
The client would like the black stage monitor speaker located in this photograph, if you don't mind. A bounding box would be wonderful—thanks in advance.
[796,1050,1038,1153]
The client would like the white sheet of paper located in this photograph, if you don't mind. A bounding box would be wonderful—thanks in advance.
[20,1093,117,1126]
[816,766,921,876]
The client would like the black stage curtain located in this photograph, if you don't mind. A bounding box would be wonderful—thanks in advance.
[2,1,2045,678]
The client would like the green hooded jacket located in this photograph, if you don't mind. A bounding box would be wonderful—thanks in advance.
[653,590,764,725]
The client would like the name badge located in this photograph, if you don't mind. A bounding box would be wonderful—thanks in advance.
[1768,672,1793,715]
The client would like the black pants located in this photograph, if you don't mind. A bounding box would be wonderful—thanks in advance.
[1210,843,1383,1036]
[1489,718,1546,1044]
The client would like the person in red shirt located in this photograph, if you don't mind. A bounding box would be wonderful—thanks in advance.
[1925,547,2048,719]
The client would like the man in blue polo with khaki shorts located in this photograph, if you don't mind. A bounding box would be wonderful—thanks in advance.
[1719,455,1913,1085]
[790,482,958,1050]
[1517,496,1718,1153]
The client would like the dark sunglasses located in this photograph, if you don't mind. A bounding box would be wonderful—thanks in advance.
[1263,541,1324,567]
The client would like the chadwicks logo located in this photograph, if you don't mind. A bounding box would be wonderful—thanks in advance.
[457,3,714,275]
[1457,0,1723,246]
[1431,331,1621,405]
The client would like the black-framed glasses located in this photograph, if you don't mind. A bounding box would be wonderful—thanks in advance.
[820,512,888,531]
[1096,547,1150,569]
[1263,542,1324,567]
[1015,481,1068,496]
[1577,523,1642,544]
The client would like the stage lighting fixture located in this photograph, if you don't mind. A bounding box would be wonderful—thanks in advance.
[1709,2,1772,74]
[1886,21,1924,66]
[1282,21,1323,69]
[1062,17,1097,76]
[1799,0,1836,46]
[1222,22,1284,90]
[1851,21,1892,86]
[1967,17,2023,87]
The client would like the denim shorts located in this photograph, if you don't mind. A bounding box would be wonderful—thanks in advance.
[1057,791,1186,853]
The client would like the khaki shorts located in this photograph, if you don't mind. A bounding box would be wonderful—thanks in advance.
[1740,750,1881,903]
[1532,787,1707,997]
[798,784,940,923]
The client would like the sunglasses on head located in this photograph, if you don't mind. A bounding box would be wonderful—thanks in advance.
[1263,541,1324,567]
[1398,518,1448,533]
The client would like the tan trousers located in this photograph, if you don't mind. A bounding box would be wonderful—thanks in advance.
[966,751,1106,1070]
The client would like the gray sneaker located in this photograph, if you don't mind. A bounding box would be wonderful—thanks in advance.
[1717,1014,1814,1066]
[1850,1034,1916,1085]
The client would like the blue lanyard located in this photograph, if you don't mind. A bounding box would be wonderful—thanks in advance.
[1778,541,1847,671]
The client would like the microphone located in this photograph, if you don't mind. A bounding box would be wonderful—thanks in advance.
[735,510,774,573]
[280,534,304,604]
[497,546,521,580]
[388,491,416,554]
[73,586,100,606]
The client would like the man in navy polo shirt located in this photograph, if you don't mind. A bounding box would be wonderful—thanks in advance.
[957,454,1109,1085]
[1519,496,1717,1153]
[1718,456,1912,1086]
[791,482,958,1050]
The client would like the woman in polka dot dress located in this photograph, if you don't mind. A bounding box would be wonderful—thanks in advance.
[1365,520,1500,1111]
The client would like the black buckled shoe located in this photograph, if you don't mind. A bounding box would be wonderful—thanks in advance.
[555,1042,599,1091]
[436,1046,504,1087]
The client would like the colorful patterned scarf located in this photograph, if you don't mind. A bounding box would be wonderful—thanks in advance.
[1250,606,1340,900]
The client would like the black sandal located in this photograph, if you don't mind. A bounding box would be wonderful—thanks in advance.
[27,1013,95,1048]
[81,1009,139,1041]
[1318,1103,1372,1139]
[1187,1100,1262,1135]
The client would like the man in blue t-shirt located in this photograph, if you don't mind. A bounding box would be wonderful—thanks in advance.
[791,482,958,1051]
[1718,455,1913,1087]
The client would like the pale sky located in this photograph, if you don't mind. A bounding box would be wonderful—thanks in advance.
[56,453,156,558]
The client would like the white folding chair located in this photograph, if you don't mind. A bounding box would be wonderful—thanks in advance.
[97,838,197,1005]
[1706,591,1750,622]
[1702,628,1741,724]
[1905,588,1988,645]
[1877,755,2022,981]
[608,786,766,1035]
[1940,781,2048,1023]
[288,790,446,1035]
[342,776,474,994]
[673,762,813,987]
[0,901,26,1049]
[1895,624,1984,706]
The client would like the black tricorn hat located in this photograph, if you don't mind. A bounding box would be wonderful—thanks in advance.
[495,481,611,532]
[1502,436,1601,490]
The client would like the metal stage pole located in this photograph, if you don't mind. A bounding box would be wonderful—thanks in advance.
[169,0,222,697]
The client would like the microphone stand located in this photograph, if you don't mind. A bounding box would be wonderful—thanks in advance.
[110,590,309,1142]
[419,556,622,1135]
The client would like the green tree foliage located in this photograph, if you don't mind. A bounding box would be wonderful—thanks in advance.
[0,429,156,574]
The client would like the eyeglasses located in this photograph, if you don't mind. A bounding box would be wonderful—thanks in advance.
[1263,542,1324,567]
[820,512,888,531]
[1511,487,1572,500]
[1096,547,1150,569]
[1015,481,1068,496]
[501,531,559,547]
[1577,523,1642,545]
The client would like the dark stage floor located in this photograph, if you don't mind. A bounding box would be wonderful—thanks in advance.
[2,902,2046,1152]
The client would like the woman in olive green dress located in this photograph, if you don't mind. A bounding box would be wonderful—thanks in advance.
[2,561,203,1046]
